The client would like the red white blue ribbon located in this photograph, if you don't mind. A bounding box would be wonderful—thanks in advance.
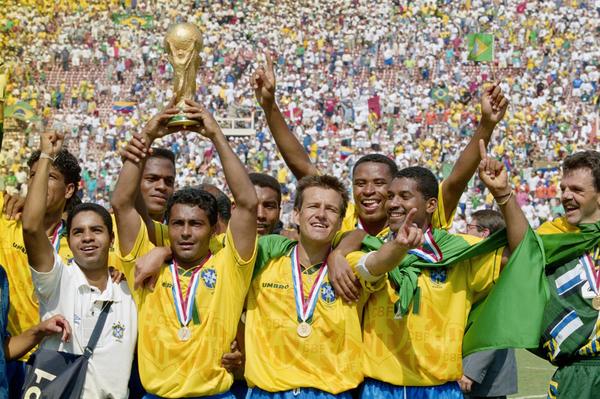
[580,252,600,295]
[407,227,442,263]
[169,254,211,327]
[50,221,65,254]
[291,245,328,324]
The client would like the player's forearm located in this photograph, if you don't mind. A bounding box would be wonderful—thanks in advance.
[497,193,528,253]
[263,102,318,179]
[111,155,146,214]
[334,230,367,257]
[211,131,257,211]
[4,325,43,361]
[22,158,51,235]
[365,241,409,276]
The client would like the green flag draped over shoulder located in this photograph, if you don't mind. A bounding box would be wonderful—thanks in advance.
[362,228,508,317]
[467,33,494,62]
[463,221,600,356]
[463,227,549,355]
[253,234,297,278]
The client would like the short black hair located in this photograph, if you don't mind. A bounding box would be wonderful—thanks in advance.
[197,184,232,223]
[352,154,398,177]
[395,166,438,200]
[165,187,218,226]
[294,175,349,217]
[563,151,600,191]
[66,203,113,237]
[149,147,176,166]
[28,149,82,193]
[471,209,505,234]
[249,173,282,206]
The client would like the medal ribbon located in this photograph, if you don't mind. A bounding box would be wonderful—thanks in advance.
[50,221,65,253]
[291,245,328,324]
[169,254,211,327]
[581,252,600,295]
[407,227,442,263]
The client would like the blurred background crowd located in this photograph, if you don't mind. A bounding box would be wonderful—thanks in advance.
[0,0,598,231]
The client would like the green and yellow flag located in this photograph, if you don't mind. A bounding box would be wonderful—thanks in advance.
[112,13,153,29]
[4,101,40,123]
[467,33,494,62]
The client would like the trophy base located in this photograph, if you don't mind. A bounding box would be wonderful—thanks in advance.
[167,114,200,127]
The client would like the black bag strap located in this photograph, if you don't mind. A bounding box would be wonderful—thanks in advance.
[83,301,112,359]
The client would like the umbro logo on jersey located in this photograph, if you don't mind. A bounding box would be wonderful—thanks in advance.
[12,242,26,254]
[162,282,173,289]
[261,282,289,289]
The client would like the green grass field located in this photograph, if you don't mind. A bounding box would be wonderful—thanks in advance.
[509,350,556,398]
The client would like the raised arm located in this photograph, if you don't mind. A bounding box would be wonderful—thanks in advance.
[111,106,179,255]
[184,99,258,260]
[442,84,508,222]
[363,209,423,276]
[22,132,64,272]
[252,53,318,179]
[477,140,528,252]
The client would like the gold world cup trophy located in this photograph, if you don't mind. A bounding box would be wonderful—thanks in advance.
[164,23,203,127]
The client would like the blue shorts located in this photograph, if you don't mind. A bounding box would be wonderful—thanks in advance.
[360,379,462,399]
[143,391,235,399]
[247,387,353,399]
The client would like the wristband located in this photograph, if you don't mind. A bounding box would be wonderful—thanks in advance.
[39,152,57,162]
[357,252,384,283]
[495,191,514,206]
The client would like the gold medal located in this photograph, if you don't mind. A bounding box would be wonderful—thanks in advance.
[593,296,600,311]
[297,322,312,338]
[178,326,191,341]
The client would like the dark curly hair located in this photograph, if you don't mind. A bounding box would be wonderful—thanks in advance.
[28,149,82,194]
[165,187,218,226]
[395,166,439,200]
[66,203,113,238]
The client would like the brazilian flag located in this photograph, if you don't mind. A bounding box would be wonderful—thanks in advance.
[4,101,40,122]
[112,13,153,29]
[431,86,449,102]
[467,33,494,62]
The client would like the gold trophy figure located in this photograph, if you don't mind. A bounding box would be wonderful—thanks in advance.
[164,23,203,127]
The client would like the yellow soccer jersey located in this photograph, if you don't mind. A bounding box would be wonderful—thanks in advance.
[341,182,454,237]
[116,218,256,398]
[0,195,73,359]
[362,235,503,387]
[245,237,383,394]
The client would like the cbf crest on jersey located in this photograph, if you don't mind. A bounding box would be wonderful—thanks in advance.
[112,321,125,340]
[201,268,217,289]
[430,269,447,285]
[320,282,336,304]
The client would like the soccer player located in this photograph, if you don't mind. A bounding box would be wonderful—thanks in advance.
[111,99,258,398]
[251,53,508,301]
[0,136,81,396]
[21,130,137,398]
[244,174,425,399]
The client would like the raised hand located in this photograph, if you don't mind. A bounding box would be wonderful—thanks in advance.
[40,130,64,158]
[394,208,424,250]
[183,99,222,140]
[478,139,509,197]
[251,52,276,108]
[120,132,149,164]
[141,99,181,141]
[480,82,509,126]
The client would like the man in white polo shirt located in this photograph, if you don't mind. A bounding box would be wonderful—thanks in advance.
[21,130,137,398]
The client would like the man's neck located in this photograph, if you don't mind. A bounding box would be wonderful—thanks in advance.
[81,267,109,292]
[43,212,63,237]
[174,248,210,270]
[297,237,331,269]
[361,217,388,236]
[150,212,164,223]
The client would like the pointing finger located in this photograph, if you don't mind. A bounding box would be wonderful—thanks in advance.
[478,139,487,160]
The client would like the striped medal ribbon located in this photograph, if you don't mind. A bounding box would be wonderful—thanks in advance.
[580,250,600,311]
[407,227,442,263]
[291,245,328,338]
[50,221,65,253]
[169,253,211,341]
